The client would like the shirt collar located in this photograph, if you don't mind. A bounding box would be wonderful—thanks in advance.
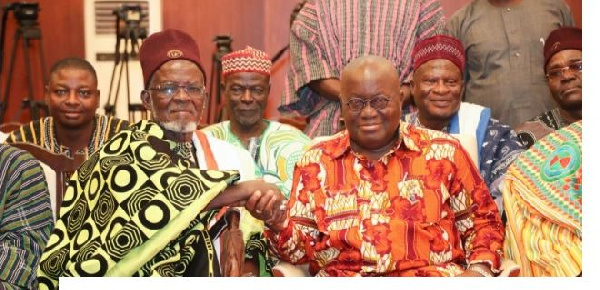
[325,121,423,159]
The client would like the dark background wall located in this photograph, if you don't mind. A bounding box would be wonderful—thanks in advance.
[0,0,582,123]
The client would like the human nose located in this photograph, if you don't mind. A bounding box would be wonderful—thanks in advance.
[66,90,79,104]
[432,80,449,94]
[560,67,578,81]
[240,88,253,102]
[360,100,377,117]
[172,86,192,101]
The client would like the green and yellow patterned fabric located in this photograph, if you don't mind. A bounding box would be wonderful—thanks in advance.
[202,120,311,198]
[503,121,582,276]
[38,120,240,289]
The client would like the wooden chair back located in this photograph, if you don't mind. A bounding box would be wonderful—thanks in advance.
[10,142,86,218]
[0,122,22,133]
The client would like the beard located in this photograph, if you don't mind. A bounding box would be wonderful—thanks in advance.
[150,99,199,133]
[161,120,197,133]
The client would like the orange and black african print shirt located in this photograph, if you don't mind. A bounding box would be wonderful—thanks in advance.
[267,122,504,277]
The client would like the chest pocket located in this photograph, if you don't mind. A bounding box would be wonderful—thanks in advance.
[394,179,450,223]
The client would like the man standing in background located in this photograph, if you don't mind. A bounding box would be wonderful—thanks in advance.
[446,0,575,127]
[279,0,445,138]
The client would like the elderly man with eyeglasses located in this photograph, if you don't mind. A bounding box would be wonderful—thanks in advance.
[37,30,285,287]
[251,55,505,277]
[515,27,582,149]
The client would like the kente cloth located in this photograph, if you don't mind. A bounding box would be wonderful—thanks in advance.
[5,114,129,158]
[279,0,445,138]
[445,0,575,127]
[221,46,271,77]
[1,145,53,290]
[405,102,524,213]
[503,121,581,277]
[516,108,570,149]
[202,120,311,199]
[37,120,241,289]
[267,121,504,277]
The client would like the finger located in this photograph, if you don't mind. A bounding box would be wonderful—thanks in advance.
[264,194,280,213]
[245,190,262,212]
[254,191,275,213]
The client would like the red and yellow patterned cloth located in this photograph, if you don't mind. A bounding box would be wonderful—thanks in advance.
[267,122,504,276]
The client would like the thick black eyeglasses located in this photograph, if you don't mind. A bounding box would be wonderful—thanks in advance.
[546,61,582,81]
[146,84,206,99]
[345,95,391,112]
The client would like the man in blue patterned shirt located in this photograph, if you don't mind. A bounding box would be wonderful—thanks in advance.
[404,35,524,216]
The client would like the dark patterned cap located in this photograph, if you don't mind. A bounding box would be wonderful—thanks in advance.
[544,26,582,72]
[139,29,206,87]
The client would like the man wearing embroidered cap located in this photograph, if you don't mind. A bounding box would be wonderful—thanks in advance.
[404,34,524,216]
[202,46,311,199]
[516,26,582,149]
[37,30,284,286]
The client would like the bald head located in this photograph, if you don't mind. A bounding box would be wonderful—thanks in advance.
[341,56,400,95]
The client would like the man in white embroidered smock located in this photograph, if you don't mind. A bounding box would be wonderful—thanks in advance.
[202,46,311,199]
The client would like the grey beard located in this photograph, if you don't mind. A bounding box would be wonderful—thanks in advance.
[149,99,199,133]
[161,121,198,133]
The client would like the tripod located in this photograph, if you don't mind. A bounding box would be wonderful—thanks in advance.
[207,35,232,124]
[0,5,47,122]
[104,7,146,121]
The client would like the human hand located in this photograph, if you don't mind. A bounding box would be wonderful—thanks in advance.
[206,179,281,210]
[244,188,287,230]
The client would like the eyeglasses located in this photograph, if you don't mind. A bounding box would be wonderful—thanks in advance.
[147,83,206,99]
[345,95,391,112]
[50,88,98,99]
[546,61,582,80]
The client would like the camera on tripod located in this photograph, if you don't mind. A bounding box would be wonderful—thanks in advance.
[5,2,40,27]
[0,1,46,122]
[113,5,147,41]
[103,4,148,118]
[214,35,233,54]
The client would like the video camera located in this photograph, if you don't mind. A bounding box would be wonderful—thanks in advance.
[114,5,141,23]
[4,2,40,27]
[113,4,147,41]
[213,35,233,54]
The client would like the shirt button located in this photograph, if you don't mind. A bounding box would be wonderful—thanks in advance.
[507,8,511,11]
[514,52,520,57]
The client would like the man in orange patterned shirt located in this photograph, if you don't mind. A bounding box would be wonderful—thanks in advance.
[246,55,504,277]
